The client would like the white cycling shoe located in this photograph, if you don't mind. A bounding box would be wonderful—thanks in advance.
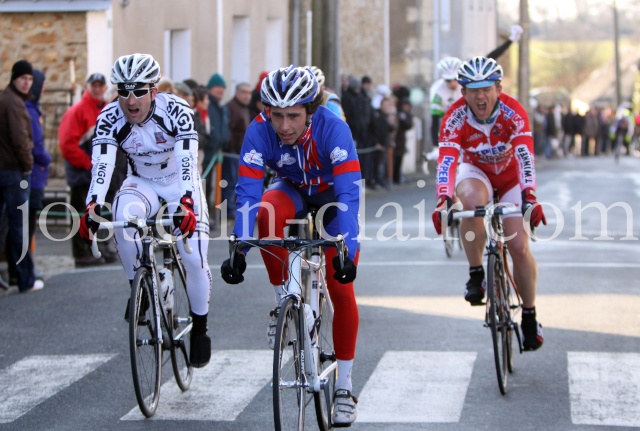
[332,389,358,427]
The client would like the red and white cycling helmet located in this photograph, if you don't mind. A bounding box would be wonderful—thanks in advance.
[437,57,463,80]
[457,56,503,89]
[260,65,319,108]
[111,53,161,85]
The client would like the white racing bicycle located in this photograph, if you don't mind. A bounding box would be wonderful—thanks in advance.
[227,210,347,431]
[91,215,193,417]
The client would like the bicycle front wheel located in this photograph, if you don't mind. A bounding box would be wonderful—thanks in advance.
[129,267,162,417]
[314,289,336,431]
[170,260,193,391]
[273,296,306,431]
[487,253,509,395]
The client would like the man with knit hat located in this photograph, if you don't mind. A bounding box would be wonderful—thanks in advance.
[203,73,229,213]
[0,59,43,293]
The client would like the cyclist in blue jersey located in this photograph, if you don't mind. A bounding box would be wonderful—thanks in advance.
[221,65,361,426]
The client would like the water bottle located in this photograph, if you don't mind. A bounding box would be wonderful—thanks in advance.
[304,304,317,347]
[158,268,174,310]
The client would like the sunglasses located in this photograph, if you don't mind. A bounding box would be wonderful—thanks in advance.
[117,88,153,99]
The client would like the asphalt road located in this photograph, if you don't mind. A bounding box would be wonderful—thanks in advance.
[1,154,639,431]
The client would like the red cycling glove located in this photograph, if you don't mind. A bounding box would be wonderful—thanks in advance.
[521,188,546,228]
[431,195,453,235]
[79,201,101,243]
[175,194,197,237]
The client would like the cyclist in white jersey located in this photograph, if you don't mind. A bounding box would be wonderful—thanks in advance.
[79,53,213,368]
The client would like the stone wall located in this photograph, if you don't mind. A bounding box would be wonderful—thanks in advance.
[0,12,87,99]
[0,12,88,179]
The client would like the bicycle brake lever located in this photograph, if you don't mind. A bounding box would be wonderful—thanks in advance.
[182,236,193,254]
[228,234,237,266]
[91,234,102,259]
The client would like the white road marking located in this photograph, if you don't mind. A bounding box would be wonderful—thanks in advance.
[352,261,640,268]
[568,352,640,427]
[357,294,640,338]
[121,349,273,421]
[0,354,115,423]
[358,351,476,423]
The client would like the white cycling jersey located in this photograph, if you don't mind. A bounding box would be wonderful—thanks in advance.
[86,92,211,315]
[429,78,462,116]
[87,92,200,206]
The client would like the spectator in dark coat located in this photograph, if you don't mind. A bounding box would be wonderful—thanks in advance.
[222,83,251,219]
[0,60,42,292]
[393,97,413,184]
[204,73,230,208]
[25,69,50,249]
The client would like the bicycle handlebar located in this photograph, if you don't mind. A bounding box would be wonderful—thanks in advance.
[451,204,519,220]
[450,204,537,239]
[91,216,193,259]
[227,233,347,270]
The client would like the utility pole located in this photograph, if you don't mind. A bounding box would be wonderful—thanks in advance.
[613,0,622,108]
[518,0,530,114]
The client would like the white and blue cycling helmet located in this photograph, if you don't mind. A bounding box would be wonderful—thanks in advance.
[457,56,503,89]
[260,65,319,108]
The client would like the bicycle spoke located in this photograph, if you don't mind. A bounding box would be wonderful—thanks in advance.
[170,258,192,391]
[130,268,161,417]
[273,298,306,431]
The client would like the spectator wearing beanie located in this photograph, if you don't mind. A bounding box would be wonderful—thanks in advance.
[203,73,229,215]
[0,59,43,292]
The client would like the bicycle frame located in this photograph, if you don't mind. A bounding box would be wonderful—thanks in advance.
[452,201,524,394]
[228,218,345,430]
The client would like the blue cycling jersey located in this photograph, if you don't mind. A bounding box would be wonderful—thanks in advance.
[233,105,361,259]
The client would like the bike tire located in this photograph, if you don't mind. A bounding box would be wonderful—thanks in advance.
[129,267,162,417]
[502,251,516,374]
[487,253,509,395]
[456,219,464,250]
[273,296,306,431]
[443,224,455,258]
[170,258,193,391]
[314,287,336,431]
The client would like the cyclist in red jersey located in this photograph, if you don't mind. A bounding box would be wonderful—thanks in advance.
[431,56,546,351]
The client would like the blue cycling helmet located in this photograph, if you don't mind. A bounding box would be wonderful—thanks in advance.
[457,56,503,89]
[260,65,319,108]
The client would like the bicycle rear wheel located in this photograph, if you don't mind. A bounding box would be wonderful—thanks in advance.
[487,253,509,395]
[170,259,193,391]
[314,287,336,431]
[273,296,306,431]
[129,267,162,417]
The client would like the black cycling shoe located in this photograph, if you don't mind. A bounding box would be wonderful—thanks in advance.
[124,293,150,322]
[464,277,486,305]
[190,332,211,368]
[521,315,544,351]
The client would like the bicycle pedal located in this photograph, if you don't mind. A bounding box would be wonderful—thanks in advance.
[469,300,485,306]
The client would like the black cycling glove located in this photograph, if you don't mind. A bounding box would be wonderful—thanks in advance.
[221,253,246,284]
[332,256,357,284]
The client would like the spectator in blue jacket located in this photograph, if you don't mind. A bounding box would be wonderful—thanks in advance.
[25,69,51,246]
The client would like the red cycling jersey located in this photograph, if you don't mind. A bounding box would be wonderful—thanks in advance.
[435,92,537,198]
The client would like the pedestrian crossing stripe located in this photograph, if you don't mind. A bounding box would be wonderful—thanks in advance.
[1,351,640,426]
[120,349,273,421]
[0,354,115,423]
[357,351,477,423]
[568,351,640,427]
